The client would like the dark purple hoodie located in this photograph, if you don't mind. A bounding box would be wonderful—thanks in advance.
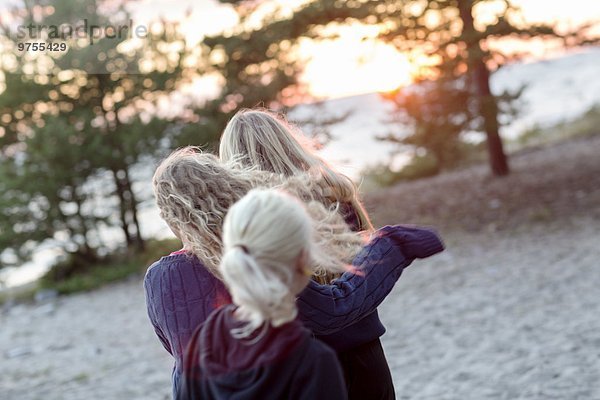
[177,305,348,400]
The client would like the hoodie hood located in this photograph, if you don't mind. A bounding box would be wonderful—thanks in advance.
[199,305,308,378]
[178,305,348,400]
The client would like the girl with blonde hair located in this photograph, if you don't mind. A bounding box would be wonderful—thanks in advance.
[219,108,373,231]
[177,189,348,400]
[219,108,397,398]
[144,147,444,398]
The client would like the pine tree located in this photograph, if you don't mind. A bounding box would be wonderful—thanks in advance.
[0,0,195,267]
[209,0,596,176]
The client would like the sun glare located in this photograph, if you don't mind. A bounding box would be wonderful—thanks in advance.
[300,25,414,99]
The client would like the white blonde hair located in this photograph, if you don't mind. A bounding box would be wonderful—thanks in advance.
[219,108,373,231]
[152,147,363,280]
[221,189,344,337]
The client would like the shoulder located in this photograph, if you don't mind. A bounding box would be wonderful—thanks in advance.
[290,338,347,399]
[143,253,223,296]
[145,253,203,280]
[308,337,338,359]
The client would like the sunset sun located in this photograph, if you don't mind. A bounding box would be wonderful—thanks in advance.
[300,26,415,99]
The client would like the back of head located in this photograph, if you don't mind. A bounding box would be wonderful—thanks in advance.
[220,189,344,337]
[220,109,313,176]
[219,108,373,231]
[152,147,254,277]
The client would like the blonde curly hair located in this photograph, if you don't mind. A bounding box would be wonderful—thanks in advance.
[152,147,364,280]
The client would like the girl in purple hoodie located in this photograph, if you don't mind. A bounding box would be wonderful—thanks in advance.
[177,189,349,400]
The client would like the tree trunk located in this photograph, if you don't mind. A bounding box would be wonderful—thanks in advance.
[459,0,509,176]
[474,62,510,176]
[72,188,94,260]
[111,168,134,246]
[123,167,145,251]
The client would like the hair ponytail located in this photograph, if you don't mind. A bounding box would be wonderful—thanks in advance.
[220,189,350,338]
[220,245,297,338]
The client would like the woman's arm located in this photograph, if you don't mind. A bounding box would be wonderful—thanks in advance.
[143,271,174,356]
[297,225,443,334]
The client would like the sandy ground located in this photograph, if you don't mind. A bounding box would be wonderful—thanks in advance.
[379,218,600,400]
[1,216,598,400]
[2,136,599,399]
[0,276,173,400]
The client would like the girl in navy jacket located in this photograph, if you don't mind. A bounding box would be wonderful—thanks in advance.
[145,148,444,398]
[219,108,392,398]
[177,189,349,400]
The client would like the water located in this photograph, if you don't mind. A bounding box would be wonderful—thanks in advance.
[294,48,600,179]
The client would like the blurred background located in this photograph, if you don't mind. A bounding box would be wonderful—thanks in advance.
[1,1,599,399]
